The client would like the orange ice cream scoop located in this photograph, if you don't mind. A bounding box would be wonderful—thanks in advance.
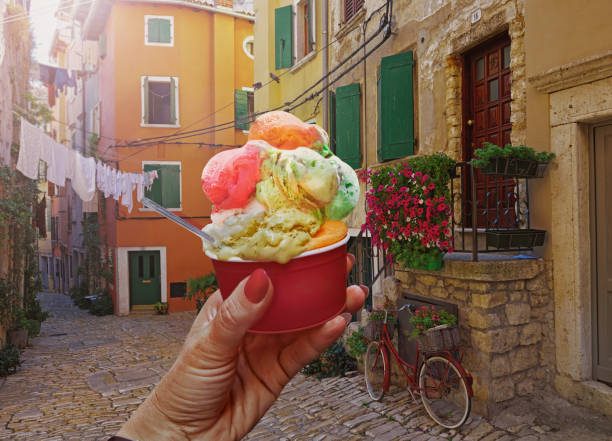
[306,220,349,251]
[248,110,324,150]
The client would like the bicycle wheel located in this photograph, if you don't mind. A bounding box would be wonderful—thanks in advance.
[418,355,471,429]
[364,341,388,401]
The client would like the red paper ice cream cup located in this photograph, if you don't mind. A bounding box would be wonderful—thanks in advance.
[206,233,350,334]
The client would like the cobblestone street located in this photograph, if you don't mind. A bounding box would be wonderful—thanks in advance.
[1,293,611,441]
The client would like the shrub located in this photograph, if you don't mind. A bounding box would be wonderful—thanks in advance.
[0,344,21,376]
[302,341,357,379]
[186,273,218,313]
[88,293,114,316]
[359,153,455,269]
[154,302,169,315]
[20,318,40,338]
[471,142,555,168]
[70,284,91,309]
[345,326,368,359]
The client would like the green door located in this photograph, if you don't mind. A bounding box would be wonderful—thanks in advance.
[129,251,161,306]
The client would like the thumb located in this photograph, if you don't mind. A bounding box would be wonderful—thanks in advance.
[208,268,273,354]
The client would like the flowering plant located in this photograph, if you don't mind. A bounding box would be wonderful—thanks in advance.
[359,153,455,270]
[367,303,398,326]
[408,306,457,339]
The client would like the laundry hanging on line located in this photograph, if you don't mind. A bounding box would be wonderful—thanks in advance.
[38,63,78,106]
[16,118,158,212]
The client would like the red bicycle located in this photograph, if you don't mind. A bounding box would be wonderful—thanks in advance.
[364,304,473,429]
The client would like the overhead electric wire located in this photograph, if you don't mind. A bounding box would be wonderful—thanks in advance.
[116,1,389,147]
[121,2,391,149]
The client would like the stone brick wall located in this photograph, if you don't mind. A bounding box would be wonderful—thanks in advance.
[377,258,555,417]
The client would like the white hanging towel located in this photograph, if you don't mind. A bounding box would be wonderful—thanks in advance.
[112,169,122,200]
[120,172,137,213]
[96,161,105,194]
[72,152,97,202]
[136,173,145,202]
[47,141,68,186]
[65,149,75,181]
[39,132,53,165]
[17,118,42,180]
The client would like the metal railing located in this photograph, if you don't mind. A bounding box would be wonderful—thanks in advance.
[450,162,532,261]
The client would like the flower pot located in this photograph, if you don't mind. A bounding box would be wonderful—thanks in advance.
[480,158,550,178]
[207,234,349,334]
[418,325,460,353]
[486,229,546,249]
[7,329,28,349]
[364,320,395,340]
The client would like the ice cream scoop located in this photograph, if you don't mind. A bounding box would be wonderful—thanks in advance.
[200,111,359,263]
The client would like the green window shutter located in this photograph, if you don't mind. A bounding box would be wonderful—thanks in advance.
[144,164,162,204]
[159,18,171,43]
[378,51,415,161]
[99,34,106,58]
[148,18,161,42]
[335,83,361,169]
[170,77,177,124]
[307,0,314,51]
[235,89,249,131]
[275,5,293,69]
[160,165,180,208]
[328,89,336,153]
[143,77,149,124]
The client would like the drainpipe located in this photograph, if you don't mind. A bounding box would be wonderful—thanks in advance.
[322,0,328,130]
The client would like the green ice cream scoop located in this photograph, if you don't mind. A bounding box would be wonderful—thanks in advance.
[325,156,360,220]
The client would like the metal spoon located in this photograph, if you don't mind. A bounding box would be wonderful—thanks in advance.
[141,197,216,245]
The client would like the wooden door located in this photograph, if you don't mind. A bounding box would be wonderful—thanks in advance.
[129,251,161,306]
[464,34,515,227]
[594,125,612,384]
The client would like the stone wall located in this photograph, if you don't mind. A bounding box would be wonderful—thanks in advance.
[377,258,555,417]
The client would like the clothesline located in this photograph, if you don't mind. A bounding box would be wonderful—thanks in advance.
[16,118,157,213]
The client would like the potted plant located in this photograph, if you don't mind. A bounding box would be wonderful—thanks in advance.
[153,302,169,315]
[7,309,30,349]
[186,273,218,313]
[360,153,455,271]
[471,142,555,178]
[408,306,459,352]
[364,303,398,340]
[0,344,21,376]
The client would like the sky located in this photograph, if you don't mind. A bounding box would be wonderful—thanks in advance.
[29,0,61,64]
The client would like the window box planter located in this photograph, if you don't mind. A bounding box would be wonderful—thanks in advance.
[486,229,546,249]
[481,158,550,178]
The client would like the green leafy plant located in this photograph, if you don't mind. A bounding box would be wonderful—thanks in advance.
[367,303,398,327]
[186,273,218,312]
[70,284,91,309]
[154,301,169,315]
[20,317,40,338]
[408,306,457,340]
[88,293,114,316]
[345,326,368,359]
[302,341,357,379]
[471,142,555,168]
[0,344,21,376]
[359,153,455,270]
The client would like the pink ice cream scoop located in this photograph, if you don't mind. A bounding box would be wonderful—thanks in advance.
[201,144,261,210]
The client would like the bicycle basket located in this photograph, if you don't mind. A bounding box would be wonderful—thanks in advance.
[418,325,460,352]
[364,320,395,340]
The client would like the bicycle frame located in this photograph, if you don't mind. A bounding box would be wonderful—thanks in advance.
[374,314,474,398]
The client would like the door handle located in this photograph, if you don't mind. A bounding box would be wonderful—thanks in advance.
[466,119,474,127]
[142,279,151,283]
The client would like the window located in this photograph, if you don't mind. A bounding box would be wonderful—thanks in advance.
[344,0,364,22]
[143,162,181,210]
[332,83,361,169]
[170,282,186,298]
[235,87,254,131]
[377,51,415,161]
[294,0,315,62]
[243,36,254,60]
[141,76,179,127]
[89,102,100,136]
[145,15,174,46]
[275,5,293,69]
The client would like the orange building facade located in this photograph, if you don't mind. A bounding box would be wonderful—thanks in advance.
[82,0,254,314]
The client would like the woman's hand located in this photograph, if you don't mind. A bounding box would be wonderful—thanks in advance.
[117,254,367,441]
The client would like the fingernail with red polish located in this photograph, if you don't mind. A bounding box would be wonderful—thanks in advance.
[244,269,270,304]
[360,285,370,296]
[341,312,352,326]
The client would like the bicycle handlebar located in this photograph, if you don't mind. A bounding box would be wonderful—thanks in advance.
[383,304,416,323]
